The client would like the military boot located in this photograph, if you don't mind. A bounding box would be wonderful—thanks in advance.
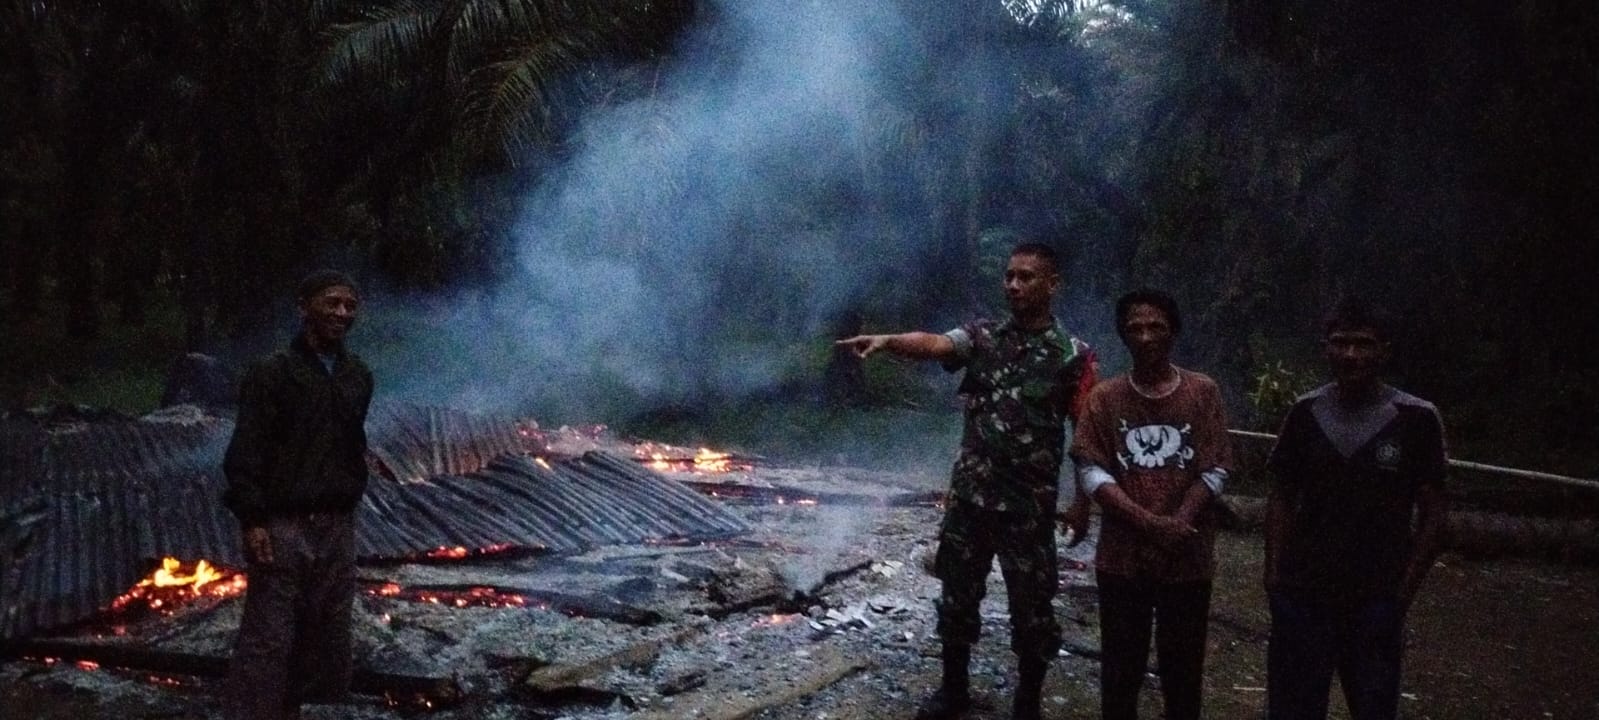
[1012,656,1048,720]
[914,644,971,719]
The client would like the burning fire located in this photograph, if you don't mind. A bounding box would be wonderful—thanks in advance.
[108,557,246,616]
[693,448,737,472]
[634,443,751,474]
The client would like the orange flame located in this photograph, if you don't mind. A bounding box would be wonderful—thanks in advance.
[693,448,733,473]
[633,442,748,473]
[151,557,224,590]
[109,557,246,616]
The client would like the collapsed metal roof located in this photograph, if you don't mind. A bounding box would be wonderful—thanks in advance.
[0,405,749,641]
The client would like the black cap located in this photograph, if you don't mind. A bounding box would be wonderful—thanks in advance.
[297,270,357,302]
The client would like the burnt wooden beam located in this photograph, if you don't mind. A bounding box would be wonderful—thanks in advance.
[679,481,942,508]
[523,625,703,695]
[628,644,868,720]
[698,559,874,619]
[369,582,663,625]
[4,639,461,699]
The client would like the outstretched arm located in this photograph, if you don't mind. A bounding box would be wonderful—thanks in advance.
[835,332,956,361]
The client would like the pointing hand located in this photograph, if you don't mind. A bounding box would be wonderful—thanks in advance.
[835,335,889,359]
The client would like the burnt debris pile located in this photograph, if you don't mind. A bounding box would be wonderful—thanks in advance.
[0,404,749,642]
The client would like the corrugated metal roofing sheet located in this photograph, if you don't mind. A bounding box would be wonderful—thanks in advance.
[0,406,748,641]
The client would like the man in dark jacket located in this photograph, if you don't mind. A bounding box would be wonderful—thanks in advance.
[222,270,373,720]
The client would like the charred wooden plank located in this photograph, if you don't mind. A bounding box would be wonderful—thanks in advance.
[677,480,942,508]
[367,583,663,625]
[628,645,867,720]
[523,625,703,694]
[4,639,461,699]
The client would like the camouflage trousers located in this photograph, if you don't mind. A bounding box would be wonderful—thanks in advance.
[933,499,1061,661]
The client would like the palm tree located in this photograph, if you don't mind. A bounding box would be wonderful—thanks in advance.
[316,0,693,169]
[304,0,693,287]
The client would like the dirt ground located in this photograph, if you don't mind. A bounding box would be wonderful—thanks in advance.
[4,471,1598,720]
[754,529,1599,720]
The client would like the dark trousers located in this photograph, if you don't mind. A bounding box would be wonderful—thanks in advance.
[1266,590,1405,720]
[934,500,1062,661]
[1097,573,1212,720]
[225,512,357,720]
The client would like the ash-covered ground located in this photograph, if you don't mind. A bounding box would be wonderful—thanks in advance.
[4,461,1597,720]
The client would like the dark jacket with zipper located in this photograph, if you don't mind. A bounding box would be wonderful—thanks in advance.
[222,333,373,527]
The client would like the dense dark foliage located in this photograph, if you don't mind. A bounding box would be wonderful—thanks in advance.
[1,0,1594,470]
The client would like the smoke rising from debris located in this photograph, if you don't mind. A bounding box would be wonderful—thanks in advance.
[370,0,1062,421]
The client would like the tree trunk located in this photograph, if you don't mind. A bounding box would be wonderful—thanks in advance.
[5,218,43,318]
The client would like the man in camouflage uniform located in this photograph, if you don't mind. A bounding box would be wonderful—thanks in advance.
[838,243,1097,720]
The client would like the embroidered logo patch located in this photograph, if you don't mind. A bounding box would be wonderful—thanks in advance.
[1375,440,1402,469]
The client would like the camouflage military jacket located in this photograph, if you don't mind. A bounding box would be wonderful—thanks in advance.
[943,318,1096,515]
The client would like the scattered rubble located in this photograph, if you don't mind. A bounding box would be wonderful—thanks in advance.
[6,458,1598,720]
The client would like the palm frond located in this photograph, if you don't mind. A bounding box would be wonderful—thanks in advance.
[455,0,548,48]
[309,0,360,27]
[322,0,440,86]
[459,34,584,163]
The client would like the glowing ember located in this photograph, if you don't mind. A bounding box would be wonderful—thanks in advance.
[364,583,542,610]
[108,557,246,617]
[76,660,100,671]
[520,423,612,456]
[752,613,801,628]
[420,543,518,561]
